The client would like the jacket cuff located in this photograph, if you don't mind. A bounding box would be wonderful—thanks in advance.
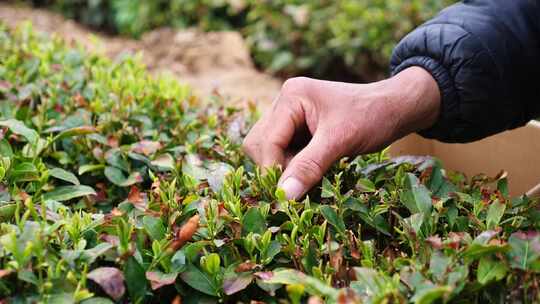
[391,56,461,141]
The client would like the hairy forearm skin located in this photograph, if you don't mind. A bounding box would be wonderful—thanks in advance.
[383,66,441,141]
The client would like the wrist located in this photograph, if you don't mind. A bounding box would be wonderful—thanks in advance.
[383,66,441,139]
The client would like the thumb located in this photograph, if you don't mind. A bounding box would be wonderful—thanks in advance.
[278,132,340,200]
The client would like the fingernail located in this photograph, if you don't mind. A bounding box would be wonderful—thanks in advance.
[280,177,304,200]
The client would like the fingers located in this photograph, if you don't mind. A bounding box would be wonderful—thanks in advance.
[278,130,342,200]
[243,90,305,170]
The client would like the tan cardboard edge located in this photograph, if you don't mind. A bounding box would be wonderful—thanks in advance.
[390,121,540,196]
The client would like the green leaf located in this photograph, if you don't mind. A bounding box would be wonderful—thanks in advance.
[412,285,452,304]
[81,298,115,304]
[0,119,39,144]
[321,177,334,198]
[151,153,175,171]
[497,178,509,197]
[350,268,398,301]
[82,243,114,264]
[124,256,148,303]
[53,126,96,142]
[356,178,376,193]
[463,231,509,260]
[78,164,105,175]
[242,207,266,235]
[0,204,16,221]
[477,257,507,285]
[43,185,96,202]
[486,200,505,229]
[400,173,432,216]
[179,264,219,296]
[10,162,39,182]
[427,164,456,198]
[260,269,338,299]
[320,205,345,234]
[0,139,13,157]
[49,167,80,185]
[142,216,166,241]
[105,166,142,187]
[507,232,540,271]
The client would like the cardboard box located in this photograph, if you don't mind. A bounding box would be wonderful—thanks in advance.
[390,121,540,197]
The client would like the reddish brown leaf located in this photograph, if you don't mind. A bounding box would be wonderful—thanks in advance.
[223,273,253,295]
[87,267,125,301]
[427,235,443,249]
[253,271,273,280]
[0,269,13,278]
[127,186,147,210]
[110,208,123,217]
[447,232,466,249]
[132,140,162,156]
[74,93,88,107]
[151,179,161,196]
[92,147,104,159]
[171,295,182,304]
[170,215,200,251]
[348,231,360,260]
[235,261,258,273]
[107,136,119,148]
[146,271,178,290]
[100,234,120,246]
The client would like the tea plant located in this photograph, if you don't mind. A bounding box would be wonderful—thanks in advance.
[1,23,539,303]
[25,0,455,80]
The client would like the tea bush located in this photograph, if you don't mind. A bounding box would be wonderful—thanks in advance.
[27,0,454,80]
[1,23,540,303]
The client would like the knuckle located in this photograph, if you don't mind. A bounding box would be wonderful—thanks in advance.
[293,157,323,182]
[281,77,309,95]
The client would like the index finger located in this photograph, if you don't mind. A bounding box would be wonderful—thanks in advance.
[243,92,305,169]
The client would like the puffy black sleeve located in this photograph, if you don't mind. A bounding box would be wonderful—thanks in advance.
[390,0,540,143]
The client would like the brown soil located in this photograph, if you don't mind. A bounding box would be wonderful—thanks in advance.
[0,3,282,109]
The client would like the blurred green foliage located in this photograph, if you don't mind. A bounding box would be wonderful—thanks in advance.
[29,0,455,80]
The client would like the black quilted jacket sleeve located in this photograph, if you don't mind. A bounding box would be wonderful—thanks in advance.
[390,0,540,143]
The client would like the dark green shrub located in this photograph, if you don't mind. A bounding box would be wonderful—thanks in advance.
[1,23,539,303]
[26,0,454,80]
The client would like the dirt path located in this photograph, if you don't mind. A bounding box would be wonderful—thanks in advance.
[0,3,282,109]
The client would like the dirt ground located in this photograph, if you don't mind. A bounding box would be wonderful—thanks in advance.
[0,3,282,109]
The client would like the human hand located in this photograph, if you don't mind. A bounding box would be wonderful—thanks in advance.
[243,67,441,200]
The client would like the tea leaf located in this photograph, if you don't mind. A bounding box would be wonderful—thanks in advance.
[0,119,39,144]
[145,271,178,290]
[242,207,266,235]
[11,162,40,182]
[508,232,540,271]
[179,264,219,296]
[124,257,148,302]
[486,200,506,229]
[151,153,175,171]
[142,216,165,241]
[356,178,376,193]
[104,166,142,187]
[49,167,80,185]
[320,205,345,234]
[223,272,253,295]
[43,185,96,202]
[477,257,507,285]
[54,126,97,141]
[401,173,432,216]
[87,267,125,301]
